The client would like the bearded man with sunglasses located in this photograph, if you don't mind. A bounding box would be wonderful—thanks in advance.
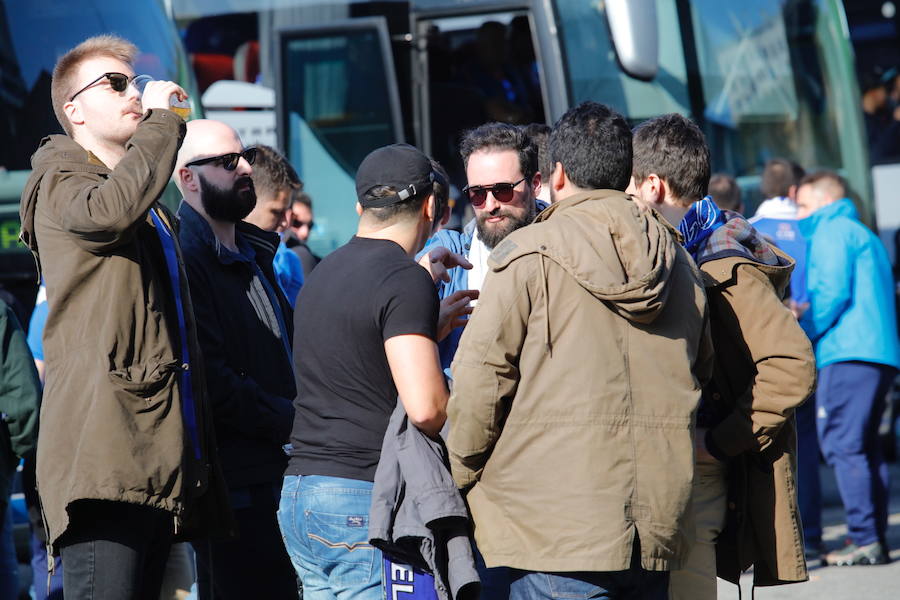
[174,120,299,599]
[420,123,546,379]
[19,35,232,599]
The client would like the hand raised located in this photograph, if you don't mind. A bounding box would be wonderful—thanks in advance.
[437,289,479,341]
[418,246,472,284]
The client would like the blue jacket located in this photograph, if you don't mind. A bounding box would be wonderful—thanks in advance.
[419,220,477,373]
[798,198,900,369]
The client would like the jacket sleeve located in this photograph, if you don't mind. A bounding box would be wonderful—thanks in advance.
[800,227,853,342]
[186,262,294,443]
[0,303,41,461]
[709,264,816,457]
[447,257,534,490]
[53,110,185,254]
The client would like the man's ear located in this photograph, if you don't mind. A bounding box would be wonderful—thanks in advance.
[63,101,83,128]
[530,171,542,199]
[424,193,437,222]
[787,184,798,201]
[645,174,666,206]
[551,161,566,191]
[355,201,363,216]
[177,167,199,194]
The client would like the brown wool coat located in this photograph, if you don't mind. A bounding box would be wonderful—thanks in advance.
[19,110,233,550]
[699,248,816,586]
[448,191,714,573]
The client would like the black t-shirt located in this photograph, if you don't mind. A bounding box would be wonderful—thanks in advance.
[287,236,439,481]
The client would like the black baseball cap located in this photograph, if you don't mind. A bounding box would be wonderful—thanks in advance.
[356,144,439,208]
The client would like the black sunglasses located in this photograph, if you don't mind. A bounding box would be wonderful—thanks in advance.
[185,148,257,171]
[291,218,314,230]
[462,177,528,207]
[70,72,131,101]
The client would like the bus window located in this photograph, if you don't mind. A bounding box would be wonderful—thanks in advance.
[686,0,844,201]
[417,11,546,192]
[278,18,403,255]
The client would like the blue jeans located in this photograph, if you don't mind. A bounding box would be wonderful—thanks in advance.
[0,504,17,600]
[817,361,895,547]
[277,475,382,600]
[509,538,668,600]
[509,569,668,600]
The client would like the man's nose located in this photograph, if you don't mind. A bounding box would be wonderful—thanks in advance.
[483,191,501,212]
[236,158,253,176]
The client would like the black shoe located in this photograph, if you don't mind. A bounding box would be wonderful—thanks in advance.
[825,541,889,566]
[804,541,826,562]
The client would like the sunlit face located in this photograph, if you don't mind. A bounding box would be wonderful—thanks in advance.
[465,149,537,249]
[191,130,256,223]
[245,188,291,232]
[67,56,141,146]
[291,202,314,242]
[796,184,823,219]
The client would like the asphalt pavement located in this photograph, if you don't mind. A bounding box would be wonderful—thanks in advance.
[717,461,900,599]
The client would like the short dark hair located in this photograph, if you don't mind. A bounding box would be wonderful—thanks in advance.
[549,102,632,191]
[251,145,302,199]
[760,158,804,199]
[292,191,312,209]
[362,185,430,224]
[522,123,552,180]
[799,170,846,199]
[632,113,710,204]
[708,173,742,211]
[460,122,538,178]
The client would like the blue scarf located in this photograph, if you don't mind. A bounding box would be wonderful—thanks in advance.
[678,195,726,259]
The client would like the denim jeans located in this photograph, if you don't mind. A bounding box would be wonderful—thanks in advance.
[816,361,895,547]
[509,538,669,600]
[796,396,823,547]
[509,568,669,600]
[277,475,382,600]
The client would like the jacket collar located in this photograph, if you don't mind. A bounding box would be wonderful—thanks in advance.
[798,197,858,237]
[177,201,256,266]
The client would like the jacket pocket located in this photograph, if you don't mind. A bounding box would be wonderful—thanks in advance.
[108,360,179,399]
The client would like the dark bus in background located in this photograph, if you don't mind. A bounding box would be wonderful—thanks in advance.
[172,0,868,259]
[0,0,200,311]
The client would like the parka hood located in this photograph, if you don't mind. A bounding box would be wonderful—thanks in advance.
[695,211,794,297]
[488,190,680,324]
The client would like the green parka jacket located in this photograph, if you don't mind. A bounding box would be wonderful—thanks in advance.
[19,109,233,550]
[0,299,41,518]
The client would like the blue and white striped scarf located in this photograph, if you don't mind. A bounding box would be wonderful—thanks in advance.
[678,195,727,260]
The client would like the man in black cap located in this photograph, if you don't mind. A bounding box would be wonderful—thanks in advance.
[276,143,474,598]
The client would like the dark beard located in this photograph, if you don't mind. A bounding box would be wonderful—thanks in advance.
[198,173,256,223]
[475,203,535,249]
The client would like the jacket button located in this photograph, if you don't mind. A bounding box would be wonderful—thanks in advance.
[728,502,736,510]
[182,363,190,371]
[712,392,721,400]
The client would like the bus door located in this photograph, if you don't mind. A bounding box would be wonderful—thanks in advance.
[412,6,550,205]
[276,18,404,256]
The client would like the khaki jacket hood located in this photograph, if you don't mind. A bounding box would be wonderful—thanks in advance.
[488,190,678,325]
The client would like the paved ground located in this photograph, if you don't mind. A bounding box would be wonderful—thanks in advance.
[717,462,900,599]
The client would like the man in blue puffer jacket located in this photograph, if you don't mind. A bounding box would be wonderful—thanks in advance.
[420,123,547,375]
[797,170,900,566]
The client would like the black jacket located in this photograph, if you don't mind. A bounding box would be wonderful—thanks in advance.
[178,202,296,489]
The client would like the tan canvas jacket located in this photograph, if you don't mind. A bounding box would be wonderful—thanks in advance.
[19,110,233,549]
[697,232,816,586]
[448,191,713,573]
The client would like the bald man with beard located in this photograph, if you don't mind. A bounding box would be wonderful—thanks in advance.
[174,120,299,599]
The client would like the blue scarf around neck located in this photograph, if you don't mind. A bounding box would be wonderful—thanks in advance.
[678,195,726,259]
